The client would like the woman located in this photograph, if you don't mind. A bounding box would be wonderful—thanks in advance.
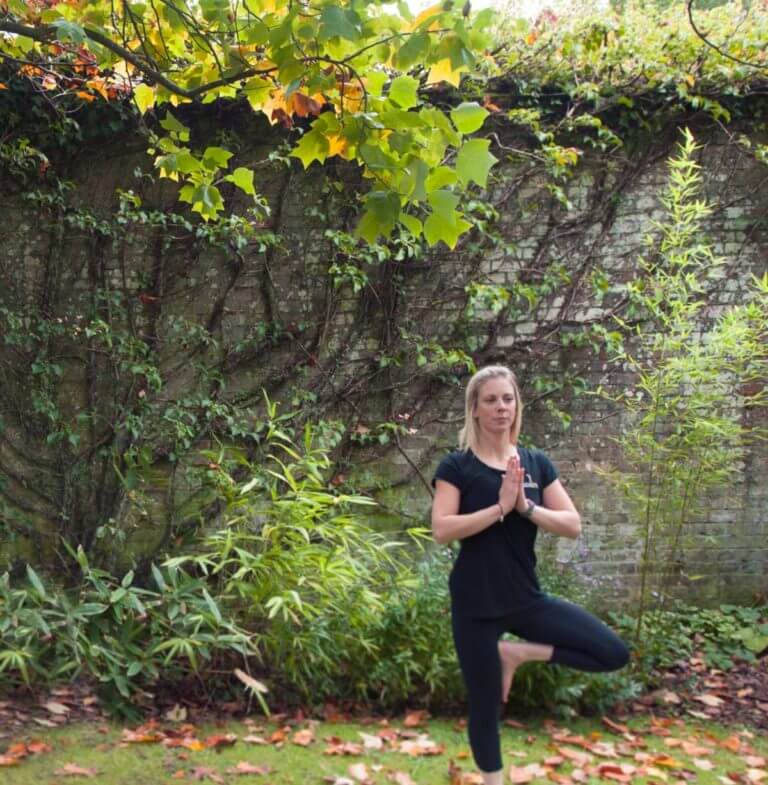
[431,365,629,785]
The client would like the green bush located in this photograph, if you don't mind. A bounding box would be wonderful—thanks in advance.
[0,555,253,717]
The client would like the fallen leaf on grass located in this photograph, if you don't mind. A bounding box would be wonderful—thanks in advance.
[693,759,715,771]
[53,763,99,777]
[509,763,549,783]
[397,735,444,756]
[359,732,384,751]
[205,733,237,751]
[391,770,420,785]
[745,758,767,768]
[348,762,372,783]
[190,766,225,783]
[403,709,429,727]
[292,728,315,746]
[694,694,724,708]
[746,771,767,783]
[660,691,682,705]
[243,735,269,745]
[720,737,743,753]
[323,778,355,785]
[681,742,714,756]
[44,701,71,715]
[324,738,364,756]
[0,755,20,767]
[225,761,272,775]
[601,717,630,735]
[557,747,593,767]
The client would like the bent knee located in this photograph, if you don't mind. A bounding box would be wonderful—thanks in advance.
[604,639,630,671]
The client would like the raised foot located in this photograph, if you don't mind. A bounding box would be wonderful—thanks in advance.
[498,640,522,703]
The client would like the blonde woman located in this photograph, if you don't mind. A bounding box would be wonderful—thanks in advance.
[431,365,629,785]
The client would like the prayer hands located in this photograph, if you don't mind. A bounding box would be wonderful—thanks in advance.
[499,451,528,515]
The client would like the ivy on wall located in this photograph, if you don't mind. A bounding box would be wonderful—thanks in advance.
[0,2,767,579]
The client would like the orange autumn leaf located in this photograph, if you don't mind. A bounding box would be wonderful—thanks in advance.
[291,728,315,746]
[290,91,324,118]
[205,734,237,751]
[326,134,348,158]
[54,763,99,777]
[403,709,429,727]
[225,761,272,775]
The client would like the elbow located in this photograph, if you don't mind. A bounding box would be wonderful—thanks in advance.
[431,519,450,545]
[569,514,582,539]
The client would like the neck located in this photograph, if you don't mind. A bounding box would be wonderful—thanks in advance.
[475,432,515,460]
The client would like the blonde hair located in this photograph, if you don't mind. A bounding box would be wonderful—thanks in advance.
[458,365,523,451]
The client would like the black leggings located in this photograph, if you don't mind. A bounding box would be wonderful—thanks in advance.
[452,595,630,773]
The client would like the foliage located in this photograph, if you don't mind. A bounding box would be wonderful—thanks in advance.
[610,602,768,675]
[598,128,768,637]
[0,0,497,247]
[0,555,253,717]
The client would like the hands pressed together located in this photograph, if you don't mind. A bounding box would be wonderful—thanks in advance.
[498,450,531,517]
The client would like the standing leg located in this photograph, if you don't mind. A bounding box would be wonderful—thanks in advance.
[506,596,630,672]
[451,612,508,783]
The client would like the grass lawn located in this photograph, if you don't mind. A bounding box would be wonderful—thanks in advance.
[1,714,766,785]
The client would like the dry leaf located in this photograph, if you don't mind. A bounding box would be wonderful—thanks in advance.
[292,728,315,746]
[243,735,269,745]
[601,717,629,735]
[225,761,272,775]
[54,763,99,777]
[397,735,444,756]
[44,701,71,715]
[694,694,724,708]
[359,732,384,750]
[745,758,767,768]
[746,771,767,783]
[348,762,371,782]
[234,668,268,694]
[681,742,713,756]
[205,733,237,751]
[403,709,428,727]
[391,771,419,785]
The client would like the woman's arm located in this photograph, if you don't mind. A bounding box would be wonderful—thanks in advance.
[524,478,581,539]
[431,479,517,545]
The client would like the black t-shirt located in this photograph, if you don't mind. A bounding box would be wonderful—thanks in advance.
[432,447,559,618]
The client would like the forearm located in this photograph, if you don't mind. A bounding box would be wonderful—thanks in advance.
[432,503,504,544]
[528,505,581,539]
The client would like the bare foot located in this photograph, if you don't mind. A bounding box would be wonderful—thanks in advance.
[498,640,522,703]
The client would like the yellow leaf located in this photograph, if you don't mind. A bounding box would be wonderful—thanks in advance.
[410,2,443,31]
[426,58,465,88]
[326,134,348,158]
[86,78,110,101]
[685,73,695,87]
[76,90,96,102]
[133,83,156,113]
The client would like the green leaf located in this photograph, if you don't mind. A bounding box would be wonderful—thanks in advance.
[202,146,234,170]
[399,212,423,237]
[425,165,458,192]
[133,84,156,115]
[26,565,46,598]
[366,71,388,98]
[388,75,419,110]
[159,111,189,140]
[291,128,330,168]
[51,19,86,44]
[241,77,271,111]
[320,6,361,41]
[450,102,489,134]
[226,167,256,196]
[355,190,401,243]
[395,32,429,70]
[455,138,498,188]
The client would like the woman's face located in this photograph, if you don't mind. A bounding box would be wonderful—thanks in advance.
[473,376,517,437]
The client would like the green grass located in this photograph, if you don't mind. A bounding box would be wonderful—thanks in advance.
[1,715,766,784]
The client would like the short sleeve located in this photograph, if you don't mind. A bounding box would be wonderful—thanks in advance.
[432,452,466,493]
[536,451,559,489]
